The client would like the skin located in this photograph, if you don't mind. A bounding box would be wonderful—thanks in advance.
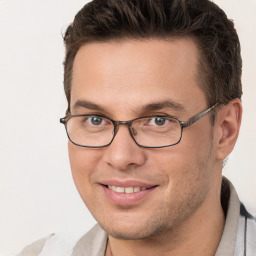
[68,38,242,256]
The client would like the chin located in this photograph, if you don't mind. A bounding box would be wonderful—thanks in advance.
[96,213,171,240]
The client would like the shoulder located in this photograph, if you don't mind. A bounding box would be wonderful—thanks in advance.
[18,234,54,256]
[72,224,108,256]
[17,225,107,256]
[18,232,76,256]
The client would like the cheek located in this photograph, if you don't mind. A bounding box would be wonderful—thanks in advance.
[150,139,199,170]
[68,142,102,196]
[150,128,214,190]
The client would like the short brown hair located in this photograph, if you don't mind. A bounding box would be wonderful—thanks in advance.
[63,0,242,113]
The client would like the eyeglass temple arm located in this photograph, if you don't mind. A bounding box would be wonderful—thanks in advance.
[181,103,219,128]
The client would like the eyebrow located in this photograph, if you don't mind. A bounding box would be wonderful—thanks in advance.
[140,100,185,113]
[73,100,105,112]
[72,99,186,115]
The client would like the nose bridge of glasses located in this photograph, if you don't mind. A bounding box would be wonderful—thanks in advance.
[113,120,137,137]
[113,120,132,128]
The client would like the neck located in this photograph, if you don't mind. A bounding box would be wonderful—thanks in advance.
[105,185,225,256]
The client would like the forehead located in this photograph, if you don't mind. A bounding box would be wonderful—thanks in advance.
[71,38,206,117]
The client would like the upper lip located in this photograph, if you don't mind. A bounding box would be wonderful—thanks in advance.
[100,179,158,188]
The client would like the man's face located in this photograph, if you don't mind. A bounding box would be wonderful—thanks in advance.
[69,38,220,239]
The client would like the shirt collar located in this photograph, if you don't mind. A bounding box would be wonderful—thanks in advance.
[215,176,241,256]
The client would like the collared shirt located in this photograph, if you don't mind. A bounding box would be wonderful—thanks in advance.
[18,177,256,256]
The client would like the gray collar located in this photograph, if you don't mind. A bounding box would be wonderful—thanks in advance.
[215,177,241,255]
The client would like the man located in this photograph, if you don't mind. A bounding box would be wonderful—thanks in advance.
[19,0,256,255]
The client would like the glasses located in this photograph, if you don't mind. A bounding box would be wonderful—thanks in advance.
[60,103,219,148]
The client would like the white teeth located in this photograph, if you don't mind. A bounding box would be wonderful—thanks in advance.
[107,185,149,193]
[124,187,134,193]
[134,187,140,192]
[116,187,125,193]
[108,185,117,192]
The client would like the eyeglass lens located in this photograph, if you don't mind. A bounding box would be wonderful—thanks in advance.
[66,115,182,148]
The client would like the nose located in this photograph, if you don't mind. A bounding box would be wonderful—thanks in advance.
[102,125,147,171]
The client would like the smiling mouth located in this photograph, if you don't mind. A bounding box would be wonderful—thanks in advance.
[106,185,157,193]
[101,183,158,205]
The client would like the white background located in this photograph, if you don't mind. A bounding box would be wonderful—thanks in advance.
[0,0,255,255]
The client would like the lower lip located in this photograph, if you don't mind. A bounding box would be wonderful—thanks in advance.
[102,185,157,206]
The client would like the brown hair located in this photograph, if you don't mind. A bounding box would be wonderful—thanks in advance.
[63,0,242,113]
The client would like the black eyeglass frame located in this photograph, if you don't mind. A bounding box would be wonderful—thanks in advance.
[60,103,219,149]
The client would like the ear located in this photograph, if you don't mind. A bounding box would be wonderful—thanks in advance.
[215,99,242,160]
